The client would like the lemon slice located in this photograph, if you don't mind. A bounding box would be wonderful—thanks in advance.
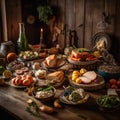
[3,70,12,78]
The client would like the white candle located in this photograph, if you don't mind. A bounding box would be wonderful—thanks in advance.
[40,28,43,40]
[39,28,43,49]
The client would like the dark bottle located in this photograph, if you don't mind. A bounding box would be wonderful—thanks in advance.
[17,23,29,53]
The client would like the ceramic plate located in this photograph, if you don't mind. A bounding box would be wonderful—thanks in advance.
[18,51,39,61]
[6,60,25,71]
[9,77,36,88]
[41,59,66,69]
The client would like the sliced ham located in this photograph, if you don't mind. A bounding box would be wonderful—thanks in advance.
[71,50,89,58]
[78,71,97,84]
[83,71,97,81]
[79,76,92,84]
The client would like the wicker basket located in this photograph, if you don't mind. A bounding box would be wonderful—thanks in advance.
[68,58,102,71]
[68,74,105,91]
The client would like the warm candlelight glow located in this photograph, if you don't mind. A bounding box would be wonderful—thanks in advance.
[39,28,43,50]
[40,28,43,40]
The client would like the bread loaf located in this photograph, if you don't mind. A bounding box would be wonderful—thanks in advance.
[47,71,64,82]
[45,54,57,67]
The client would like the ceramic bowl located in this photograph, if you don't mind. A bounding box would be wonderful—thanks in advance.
[97,64,120,80]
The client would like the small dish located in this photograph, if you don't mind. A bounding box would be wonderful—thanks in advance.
[6,60,25,71]
[18,51,39,61]
[3,70,12,79]
[59,86,89,105]
[33,86,56,102]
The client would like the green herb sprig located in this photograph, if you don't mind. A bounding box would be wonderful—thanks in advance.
[26,99,40,117]
[37,86,53,92]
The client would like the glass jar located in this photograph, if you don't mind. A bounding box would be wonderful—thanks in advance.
[17,23,29,53]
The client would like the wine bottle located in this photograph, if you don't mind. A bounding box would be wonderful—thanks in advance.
[17,23,29,53]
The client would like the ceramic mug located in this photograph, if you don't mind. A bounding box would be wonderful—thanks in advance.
[0,41,15,56]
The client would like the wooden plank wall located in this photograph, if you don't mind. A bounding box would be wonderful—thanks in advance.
[5,0,22,43]
[3,0,120,63]
[0,1,3,44]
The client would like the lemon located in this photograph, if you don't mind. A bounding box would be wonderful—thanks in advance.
[72,76,78,81]
[73,70,80,75]
[3,70,12,78]
[93,51,100,58]
[75,78,82,84]
[80,68,87,75]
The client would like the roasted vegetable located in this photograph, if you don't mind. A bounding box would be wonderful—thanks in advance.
[39,105,54,113]
[54,99,62,108]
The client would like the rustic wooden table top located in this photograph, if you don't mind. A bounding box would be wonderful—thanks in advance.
[0,58,120,120]
[0,80,120,120]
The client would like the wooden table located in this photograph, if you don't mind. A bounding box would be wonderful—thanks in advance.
[0,80,120,120]
[0,59,120,120]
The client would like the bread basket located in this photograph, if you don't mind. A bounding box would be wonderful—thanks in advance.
[68,58,102,71]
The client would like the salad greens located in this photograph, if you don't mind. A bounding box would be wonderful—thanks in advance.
[97,95,120,108]
[37,86,53,92]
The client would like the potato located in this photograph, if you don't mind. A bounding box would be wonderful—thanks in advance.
[39,105,54,113]
[54,99,62,108]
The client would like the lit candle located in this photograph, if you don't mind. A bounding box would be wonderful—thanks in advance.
[39,28,43,50]
[40,28,43,40]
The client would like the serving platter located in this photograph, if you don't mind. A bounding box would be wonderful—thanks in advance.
[59,87,89,105]
[18,51,39,61]
[41,59,66,69]
[6,60,25,71]
[36,76,65,88]
[9,77,37,88]
[59,94,89,105]
[68,73,105,91]
[68,57,99,65]
[10,81,27,88]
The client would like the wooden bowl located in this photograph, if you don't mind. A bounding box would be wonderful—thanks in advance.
[33,86,56,102]
[96,95,120,112]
